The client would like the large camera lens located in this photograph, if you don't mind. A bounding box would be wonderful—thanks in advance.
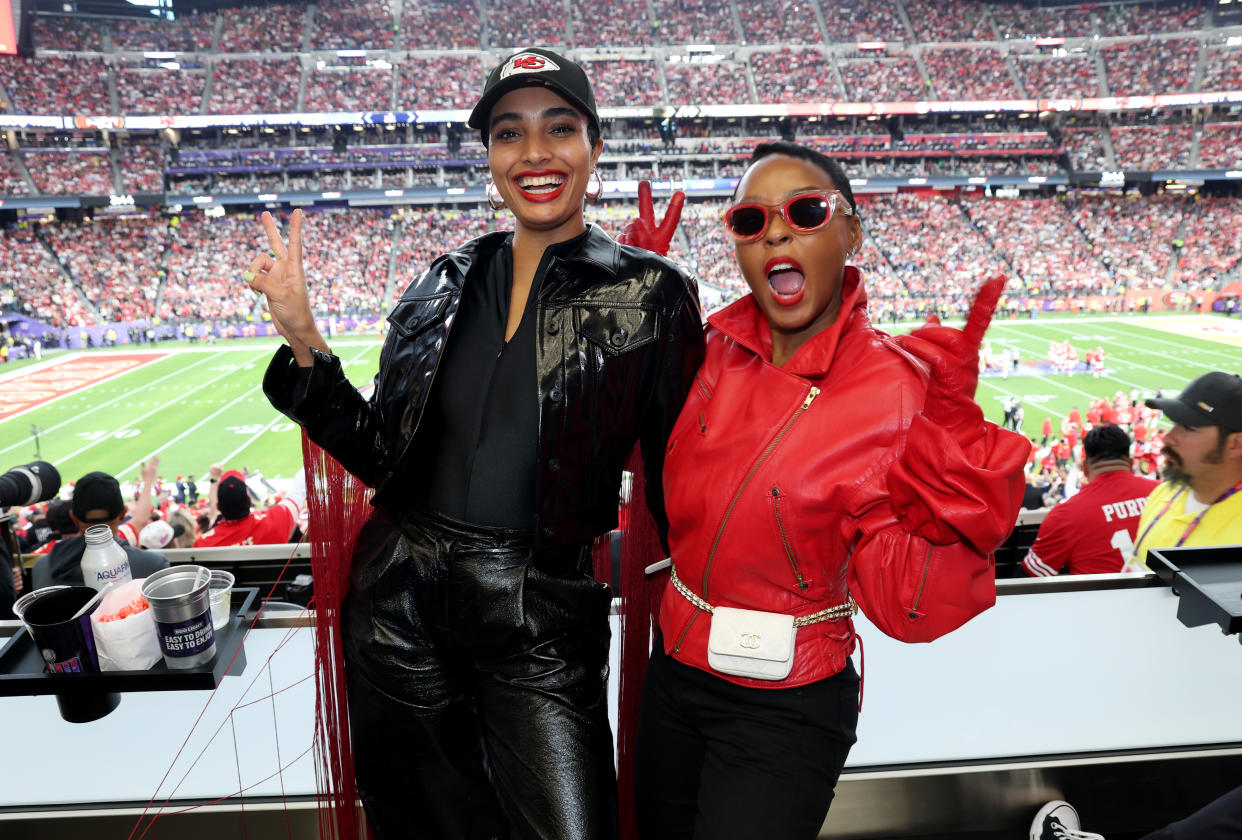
[0,462,62,508]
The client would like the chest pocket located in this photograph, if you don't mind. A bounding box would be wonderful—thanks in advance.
[386,293,453,341]
[574,303,661,356]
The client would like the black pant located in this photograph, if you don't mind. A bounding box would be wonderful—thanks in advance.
[1142,785,1242,840]
[635,640,859,840]
[342,507,618,840]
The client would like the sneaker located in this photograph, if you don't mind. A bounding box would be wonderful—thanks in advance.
[1030,800,1106,840]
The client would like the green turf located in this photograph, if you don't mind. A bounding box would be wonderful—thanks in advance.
[0,338,383,484]
[1,314,1238,486]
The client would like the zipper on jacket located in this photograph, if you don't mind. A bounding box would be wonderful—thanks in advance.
[769,487,808,590]
[701,386,820,599]
[909,544,933,617]
[671,608,703,654]
[694,372,713,400]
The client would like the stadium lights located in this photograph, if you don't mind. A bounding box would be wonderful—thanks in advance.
[384,189,404,197]
[257,193,278,201]
[337,50,367,57]
[1226,170,1242,178]
[144,51,177,60]
[321,192,342,199]
[685,45,716,52]
[908,177,928,185]
[158,62,180,71]
[1028,176,1048,183]
[968,177,987,184]
[446,187,466,195]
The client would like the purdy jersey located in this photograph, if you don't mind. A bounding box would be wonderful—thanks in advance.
[1023,470,1160,576]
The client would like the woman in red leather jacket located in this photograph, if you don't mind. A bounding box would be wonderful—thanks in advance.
[634,141,1029,839]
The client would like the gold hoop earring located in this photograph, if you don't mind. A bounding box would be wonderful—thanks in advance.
[585,169,603,204]
[486,181,506,210]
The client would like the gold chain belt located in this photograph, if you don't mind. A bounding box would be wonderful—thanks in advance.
[670,564,857,627]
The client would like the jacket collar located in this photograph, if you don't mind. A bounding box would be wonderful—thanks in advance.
[443,223,619,279]
[707,265,868,378]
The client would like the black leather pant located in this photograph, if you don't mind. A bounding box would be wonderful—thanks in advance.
[342,506,618,840]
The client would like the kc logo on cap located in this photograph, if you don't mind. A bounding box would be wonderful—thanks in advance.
[501,52,561,79]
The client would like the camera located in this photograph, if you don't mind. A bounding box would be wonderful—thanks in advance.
[0,461,62,508]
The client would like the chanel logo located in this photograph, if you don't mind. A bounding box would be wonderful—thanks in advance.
[738,632,762,649]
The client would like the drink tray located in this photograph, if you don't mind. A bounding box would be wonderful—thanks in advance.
[0,587,258,696]
[1147,546,1242,637]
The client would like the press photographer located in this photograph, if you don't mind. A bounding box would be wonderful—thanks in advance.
[0,461,61,619]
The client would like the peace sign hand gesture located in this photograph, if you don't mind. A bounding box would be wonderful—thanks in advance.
[244,209,327,363]
[616,180,685,257]
[897,277,1006,442]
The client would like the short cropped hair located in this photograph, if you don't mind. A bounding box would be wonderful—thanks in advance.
[1083,424,1132,463]
[747,141,858,216]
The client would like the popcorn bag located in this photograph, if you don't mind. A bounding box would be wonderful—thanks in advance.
[89,578,162,671]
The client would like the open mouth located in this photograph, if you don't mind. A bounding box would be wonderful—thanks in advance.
[765,257,806,306]
[515,172,567,202]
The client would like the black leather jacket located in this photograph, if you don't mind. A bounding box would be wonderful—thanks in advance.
[263,225,705,548]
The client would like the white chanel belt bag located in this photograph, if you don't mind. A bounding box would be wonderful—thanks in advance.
[670,564,857,682]
[707,606,797,681]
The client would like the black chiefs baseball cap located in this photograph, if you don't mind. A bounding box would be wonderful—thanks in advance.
[468,48,599,138]
[1146,371,1242,433]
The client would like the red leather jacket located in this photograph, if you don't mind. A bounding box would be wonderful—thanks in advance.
[658,268,1027,688]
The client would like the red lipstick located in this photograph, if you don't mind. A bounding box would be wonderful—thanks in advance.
[513,169,568,203]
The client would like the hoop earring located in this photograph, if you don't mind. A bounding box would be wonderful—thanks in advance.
[486,181,506,210]
[585,169,603,203]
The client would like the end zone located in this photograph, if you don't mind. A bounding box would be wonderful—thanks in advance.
[0,352,169,422]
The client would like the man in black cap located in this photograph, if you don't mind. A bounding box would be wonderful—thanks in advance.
[195,467,303,547]
[31,469,168,588]
[1131,371,1242,568]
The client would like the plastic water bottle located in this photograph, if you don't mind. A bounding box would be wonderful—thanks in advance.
[80,525,132,592]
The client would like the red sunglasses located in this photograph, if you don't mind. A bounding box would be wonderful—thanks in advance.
[722,191,853,242]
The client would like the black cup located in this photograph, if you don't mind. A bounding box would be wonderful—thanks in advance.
[22,586,121,722]
[23,586,102,674]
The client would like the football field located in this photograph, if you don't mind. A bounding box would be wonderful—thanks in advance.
[0,313,1239,489]
[0,338,383,486]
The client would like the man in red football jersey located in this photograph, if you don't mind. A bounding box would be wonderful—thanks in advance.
[1022,424,1159,576]
[194,466,305,547]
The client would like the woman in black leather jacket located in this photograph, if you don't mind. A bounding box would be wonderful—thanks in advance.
[246,48,703,840]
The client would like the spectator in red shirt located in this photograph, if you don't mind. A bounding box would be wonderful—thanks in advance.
[1022,424,1160,576]
[1041,416,1053,445]
[194,468,304,547]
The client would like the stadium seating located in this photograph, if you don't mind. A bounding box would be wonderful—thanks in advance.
[3,0,1240,332]
[838,54,926,101]
[1198,122,1242,169]
[1015,55,1102,99]
[572,0,655,47]
[650,0,738,45]
[401,0,482,50]
[217,3,306,52]
[750,48,843,104]
[923,47,1021,100]
[737,0,824,45]
[118,65,206,116]
[22,150,115,195]
[310,0,395,50]
[1102,40,1199,97]
[209,58,302,114]
[1109,123,1193,170]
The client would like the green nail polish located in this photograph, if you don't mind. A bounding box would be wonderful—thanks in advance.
[242,271,254,283]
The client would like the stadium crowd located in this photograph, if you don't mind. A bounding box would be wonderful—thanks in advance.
[11,0,1228,58]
